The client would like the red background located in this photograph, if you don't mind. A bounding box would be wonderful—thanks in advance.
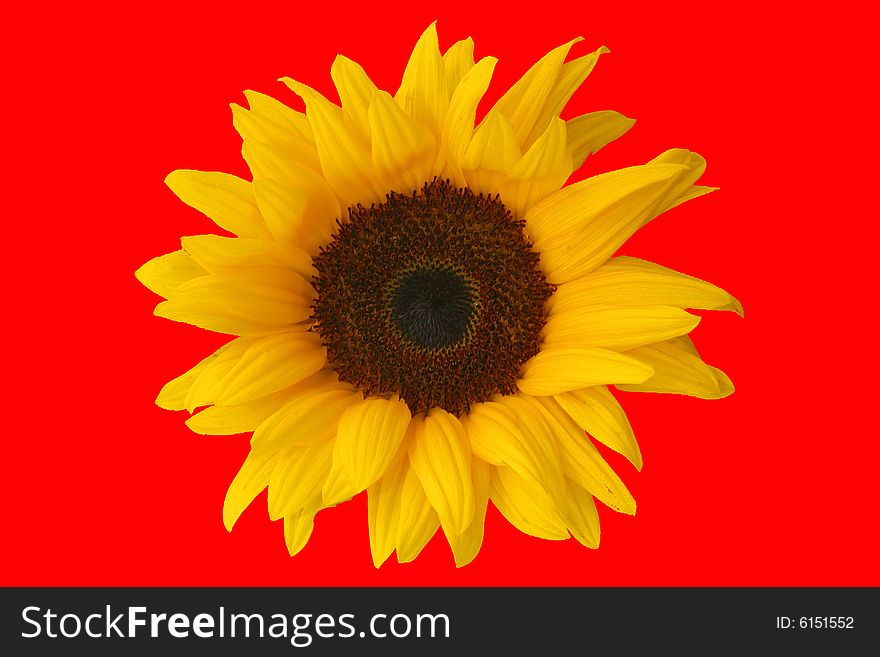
[2,1,876,586]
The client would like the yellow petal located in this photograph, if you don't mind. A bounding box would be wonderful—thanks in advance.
[367,455,409,568]
[527,46,609,148]
[547,255,743,316]
[156,338,249,412]
[333,397,412,493]
[489,467,568,540]
[284,497,322,557]
[463,398,564,503]
[503,395,567,502]
[331,55,379,142]
[155,345,226,411]
[183,337,257,412]
[408,409,475,534]
[443,456,490,568]
[242,89,316,147]
[567,110,636,168]
[441,56,497,185]
[252,385,361,456]
[223,450,275,531]
[321,460,358,507]
[396,463,440,563]
[280,78,382,206]
[267,441,334,520]
[395,22,449,139]
[528,159,689,241]
[231,103,321,173]
[180,234,315,281]
[560,479,601,548]
[214,331,326,405]
[241,136,332,192]
[463,401,531,467]
[165,170,271,239]
[525,396,636,514]
[617,336,734,399]
[442,37,475,92]
[499,117,572,217]
[517,346,653,396]
[527,161,691,282]
[186,385,306,436]
[252,179,340,256]
[541,305,700,351]
[186,364,353,435]
[318,376,383,506]
[369,90,436,193]
[647,149,714,212]
[554,386,642,470]
[135,250,207,299]
[154,267,314,336]
[491,38,582,150]
[461,110,520,195]
[463,109,520,169]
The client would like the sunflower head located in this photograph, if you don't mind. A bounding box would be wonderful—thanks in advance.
[136,23,740,567]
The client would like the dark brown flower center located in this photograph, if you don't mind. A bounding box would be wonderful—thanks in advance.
[310,179,553,416]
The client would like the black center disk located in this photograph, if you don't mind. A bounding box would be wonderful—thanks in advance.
[392,268,474,349]
[311,179,554,416]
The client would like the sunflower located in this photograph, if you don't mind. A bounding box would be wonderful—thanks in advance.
[136,23,740,567]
